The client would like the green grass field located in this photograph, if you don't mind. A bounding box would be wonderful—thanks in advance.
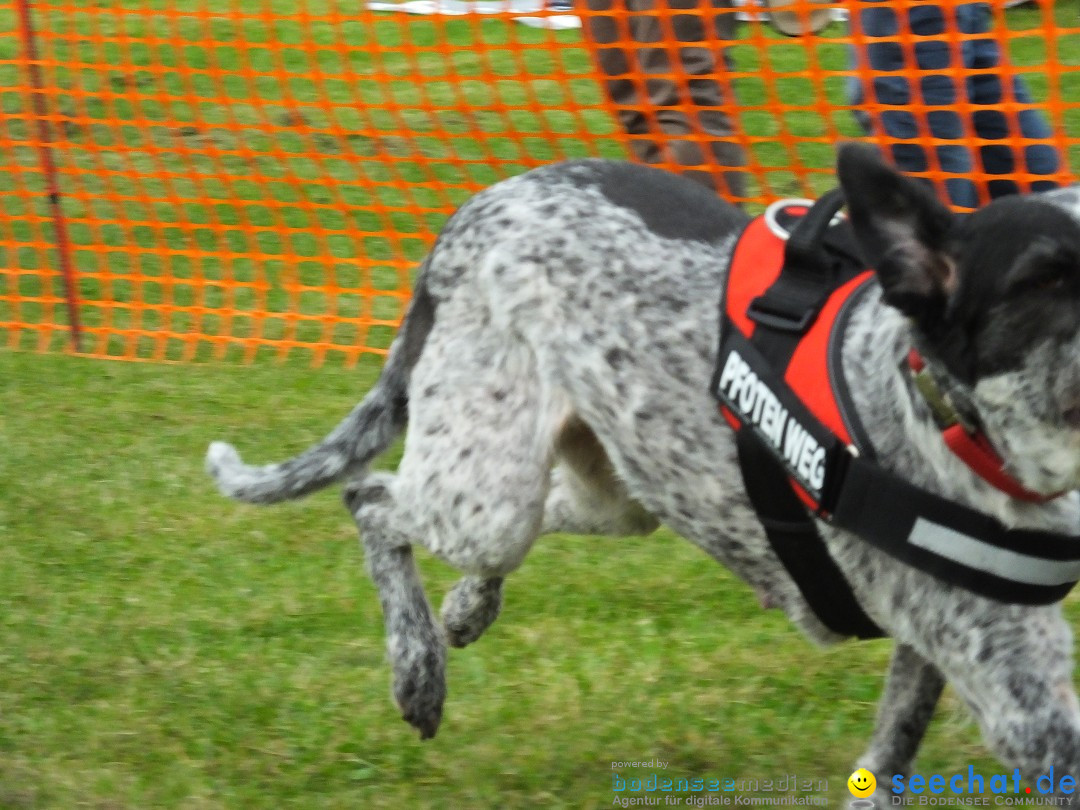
[4,2,1080,808]
[8,348,1079,810]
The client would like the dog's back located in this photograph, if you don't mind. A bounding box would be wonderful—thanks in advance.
[208,159,748,508]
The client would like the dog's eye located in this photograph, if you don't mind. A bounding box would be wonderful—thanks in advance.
[1002,237,1079,298]
[1006,259,1075,298]
[1022,269,1068,294]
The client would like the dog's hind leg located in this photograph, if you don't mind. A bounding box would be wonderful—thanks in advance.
[440,575,504,649]
[345,474,446,739]
[852,644,944,809]
[347,316,558,731]
[440,419,660,650]
[438,417,660,651]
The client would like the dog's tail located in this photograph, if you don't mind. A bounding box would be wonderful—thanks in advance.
[205,272,436,504]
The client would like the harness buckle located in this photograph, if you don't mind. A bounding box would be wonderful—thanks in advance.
[746,295,818,333]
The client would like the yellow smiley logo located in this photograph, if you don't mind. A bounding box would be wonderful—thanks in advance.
[848,768,876,798]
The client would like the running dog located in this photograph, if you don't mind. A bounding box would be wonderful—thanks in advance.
[207,144,1080,807]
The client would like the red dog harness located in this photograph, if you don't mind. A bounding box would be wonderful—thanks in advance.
[720,205,875,511]
[712,191,1080,638]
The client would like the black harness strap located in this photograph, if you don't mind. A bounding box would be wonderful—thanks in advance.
[736,432,883,638]
[833,457,1080,605]
[736,191,884,640]
[746,189,862,340]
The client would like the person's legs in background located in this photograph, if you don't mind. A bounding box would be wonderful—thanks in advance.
[961,19,1060,197]
[583,0,747,198]
[664,0,746,196]
[851,2,978,207]
[850,1,1060,207]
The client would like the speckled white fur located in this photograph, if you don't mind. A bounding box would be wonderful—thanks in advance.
[208,150,1080,808]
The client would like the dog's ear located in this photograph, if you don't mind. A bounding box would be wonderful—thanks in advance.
[837,143,957,322]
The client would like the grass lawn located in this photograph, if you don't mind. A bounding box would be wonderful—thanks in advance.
[3,2,1080,808]
[4,349,1080,809]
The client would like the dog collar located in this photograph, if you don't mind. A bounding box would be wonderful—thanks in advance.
[906,349,1062,504]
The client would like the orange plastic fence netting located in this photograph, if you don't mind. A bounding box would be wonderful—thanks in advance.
[1,0,1077,364]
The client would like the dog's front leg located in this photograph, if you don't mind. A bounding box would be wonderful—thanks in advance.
[345,474,447,740]
[852,643,944,809]
[967,663,1080,794]
[938,606,1080,796]
[975,678,1080,796]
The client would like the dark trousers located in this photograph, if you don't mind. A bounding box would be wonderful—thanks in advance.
[850,1,1061,208]
[584,0,748,198]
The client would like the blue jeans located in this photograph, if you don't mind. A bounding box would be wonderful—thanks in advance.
[849,2,1060,208]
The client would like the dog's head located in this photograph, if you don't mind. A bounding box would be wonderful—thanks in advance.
[837,143,1080,495]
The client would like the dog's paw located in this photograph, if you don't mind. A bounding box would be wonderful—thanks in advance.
[441,577,503,648]
[390,642,447,740]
